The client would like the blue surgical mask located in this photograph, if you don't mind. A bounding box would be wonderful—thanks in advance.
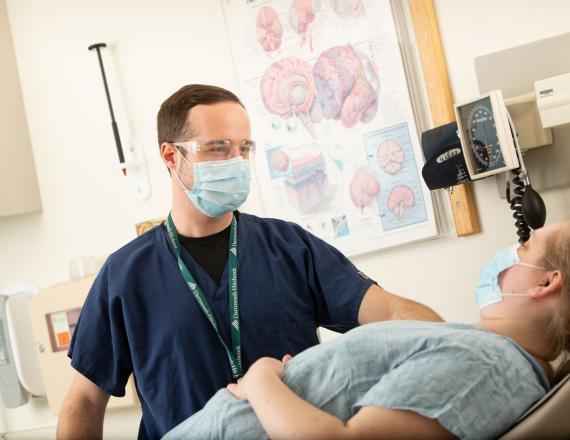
[175,152,251,217]
[474,244,546,310]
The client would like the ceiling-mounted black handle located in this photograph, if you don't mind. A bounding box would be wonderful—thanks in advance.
[89,42,126,171]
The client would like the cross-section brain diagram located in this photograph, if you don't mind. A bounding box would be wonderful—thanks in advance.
[260,57,323,136]
[289,0,321,49]
[261,57,315,118]
[388,185,415,219]
[377,139,405,174]
[349,170,380,210]
[313,45,380,128]
[256,6,283,52]
[329,0,365,19]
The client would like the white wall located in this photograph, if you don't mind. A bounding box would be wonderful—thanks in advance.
[0,0,569,437]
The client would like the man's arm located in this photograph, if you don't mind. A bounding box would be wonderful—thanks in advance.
[358,284,443,324]
[57,373,110,440]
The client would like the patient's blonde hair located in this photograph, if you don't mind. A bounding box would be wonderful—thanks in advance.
[545,221,570,383]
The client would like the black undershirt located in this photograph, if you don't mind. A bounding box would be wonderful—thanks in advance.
[163,212,239,284]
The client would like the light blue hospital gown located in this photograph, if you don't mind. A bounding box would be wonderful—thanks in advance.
[163,321,549,440]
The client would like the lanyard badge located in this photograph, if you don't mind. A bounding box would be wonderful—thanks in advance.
[166,213,243,378]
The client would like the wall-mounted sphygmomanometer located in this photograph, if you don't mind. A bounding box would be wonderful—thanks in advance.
[455,91,520,179]
[421,90,546,243]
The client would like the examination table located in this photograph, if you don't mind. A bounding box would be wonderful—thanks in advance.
[499,373,570,438]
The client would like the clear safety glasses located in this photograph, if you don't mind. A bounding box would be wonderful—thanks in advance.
[173,139,256,161]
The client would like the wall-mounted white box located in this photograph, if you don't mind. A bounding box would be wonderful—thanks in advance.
[535,73,570,128]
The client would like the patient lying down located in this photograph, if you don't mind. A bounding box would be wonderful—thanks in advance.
[163,221,570,440]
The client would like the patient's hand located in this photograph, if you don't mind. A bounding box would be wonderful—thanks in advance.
[227,357,285,400]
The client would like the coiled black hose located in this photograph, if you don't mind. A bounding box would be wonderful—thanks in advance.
[506,169,531,243]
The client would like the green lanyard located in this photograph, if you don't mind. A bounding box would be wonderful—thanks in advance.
[166,213,243,379]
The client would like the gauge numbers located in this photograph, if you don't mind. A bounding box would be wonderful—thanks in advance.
[460,97,506,174]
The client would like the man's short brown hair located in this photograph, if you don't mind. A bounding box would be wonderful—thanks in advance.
[157,84,244,148]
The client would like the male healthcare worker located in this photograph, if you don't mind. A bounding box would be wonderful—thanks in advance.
[57,84,442,440]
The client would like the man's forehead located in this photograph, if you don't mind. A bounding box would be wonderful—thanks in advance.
[186,102,250,137]
[188,102,247,120]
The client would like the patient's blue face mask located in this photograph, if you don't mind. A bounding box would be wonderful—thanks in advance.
[174,149,251,217]
[474,244,547,310]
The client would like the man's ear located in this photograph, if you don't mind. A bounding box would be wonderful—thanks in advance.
[161,142,177,172]
[528,270,564,299]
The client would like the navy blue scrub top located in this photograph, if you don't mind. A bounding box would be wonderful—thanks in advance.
[68,213,374,439]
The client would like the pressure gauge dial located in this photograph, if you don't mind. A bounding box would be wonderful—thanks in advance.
[469,106,504,168]
[454,91,519,180]
[459,97,506,174]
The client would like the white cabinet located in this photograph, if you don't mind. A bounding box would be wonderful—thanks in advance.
[0,0,41,217]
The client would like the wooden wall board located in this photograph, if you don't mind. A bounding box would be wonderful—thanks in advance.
[407,0,481,236]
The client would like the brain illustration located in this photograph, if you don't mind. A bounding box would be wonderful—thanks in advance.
[349,170,380,210]
[261,56,321,134]
[388,185,415,218]
[377,139,405,174]
[329,0,365,19]
[289,0,321,48]
[256,6,283,52]
[313,45,380,128]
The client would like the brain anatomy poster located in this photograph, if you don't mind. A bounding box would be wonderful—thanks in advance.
[223,0,438,256]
